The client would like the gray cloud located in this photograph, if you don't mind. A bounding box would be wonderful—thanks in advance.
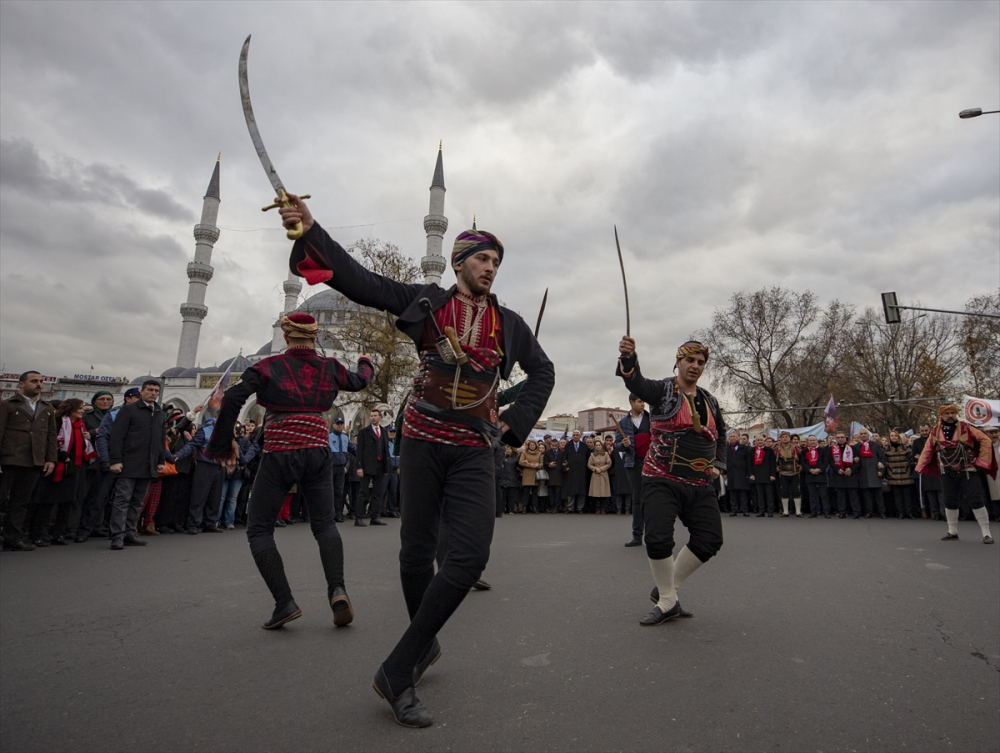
[1,0,997,415]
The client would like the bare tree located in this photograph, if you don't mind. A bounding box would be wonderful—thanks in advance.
[958,289,1000,399]
[698,287,820,428]
[336,239,422,421]
[835,308,962,431]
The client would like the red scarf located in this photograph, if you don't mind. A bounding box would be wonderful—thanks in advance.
[806,447,819,466]
[754,447,765,465]
[860,441,872,458]
[830,442,853,469]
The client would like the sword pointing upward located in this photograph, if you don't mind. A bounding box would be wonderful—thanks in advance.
[534,288,548,339]
[614,225,630,336]
[239,35,310,240]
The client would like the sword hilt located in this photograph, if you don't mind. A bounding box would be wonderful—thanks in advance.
[262,190,312,240]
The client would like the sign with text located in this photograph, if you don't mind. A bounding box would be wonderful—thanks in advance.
[198,373,241,390]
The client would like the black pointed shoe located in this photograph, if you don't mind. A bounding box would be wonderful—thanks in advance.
[941,532,959,541]
[471,579,492,591]
[413,637,442,687]
[624,537,642,547]
[330,586,354,627]
[639,602,682,626]
[373,666,433,728]
[262,600,302,630]
[647,587,693,617]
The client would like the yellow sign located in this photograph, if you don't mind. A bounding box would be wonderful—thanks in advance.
[198,373,241,390]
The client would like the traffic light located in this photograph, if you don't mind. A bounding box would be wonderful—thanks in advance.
[881,292,901,324]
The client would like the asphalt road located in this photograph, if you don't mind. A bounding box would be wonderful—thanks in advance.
[2,513,997,752]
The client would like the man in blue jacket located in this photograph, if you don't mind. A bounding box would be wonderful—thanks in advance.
[174,417,228,534]
[328,417,355,523]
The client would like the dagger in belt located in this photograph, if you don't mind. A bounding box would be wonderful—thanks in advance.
[239,35,310,240]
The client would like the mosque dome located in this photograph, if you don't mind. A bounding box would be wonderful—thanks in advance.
[219,353,252,373]
[294,289,354,325]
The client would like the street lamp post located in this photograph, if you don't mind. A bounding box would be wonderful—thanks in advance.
[959,108,1000,118]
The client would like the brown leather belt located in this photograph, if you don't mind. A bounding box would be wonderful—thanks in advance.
[420,365,498,424]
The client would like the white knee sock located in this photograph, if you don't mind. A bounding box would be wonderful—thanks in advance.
[781,498,789,515]
[649,557,676,612]
[973,507,992,537]
[673,545,704,590]
[794,497,802,515]
[945,508,959,535]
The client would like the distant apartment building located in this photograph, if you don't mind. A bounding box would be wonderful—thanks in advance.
[577,406,628,435]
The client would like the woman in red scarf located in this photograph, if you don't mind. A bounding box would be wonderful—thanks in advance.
[30,399,96,546]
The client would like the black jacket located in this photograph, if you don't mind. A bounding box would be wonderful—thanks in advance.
[356,424,390,476]
[725,443,752,490]
[748,446,776,485]
[109,401,166,478]
[291,223,554,446]
[563,441,590,496]
[542,447,564,486]
[802,445,830,484]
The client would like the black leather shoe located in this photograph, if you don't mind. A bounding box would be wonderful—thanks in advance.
[941,532,959,541]
[413,637,442,687]
[825,514,832,518]
[74,534,89,543]
[372,666,433,728]
[52,536,69,546]
[729,512,738,517]
[2,540,36,551]
[330,586,354,627]
[262,600,302,629]
[202,524,223,533]
[355,519,367,527]
[472,579,491,590]
[648,588,693,616]
[370,518,387,526]
[756,513,765,517]
[639,602,682,626]
[186,528,199,535]
[334,516,346,523]
[624,538,642,547]
[32,538,50,547]
[110,539,125,551]
[743,513,750,517]
[123,536,147,546]
[274,519,286,528]
[984,535,994,544]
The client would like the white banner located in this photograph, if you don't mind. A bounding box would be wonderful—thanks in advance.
[767,422,828,440]
[963,395,1000,428]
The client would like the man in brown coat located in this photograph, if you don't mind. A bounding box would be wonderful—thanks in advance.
[0,371,57,550]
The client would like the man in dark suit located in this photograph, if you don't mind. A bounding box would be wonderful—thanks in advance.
[542,435,564,513]
[108,379,167,550]
[563,430,590,514]
[725,432,752,516]
[355,408,390,526]
[0,371,57,551]
[853,429,887,518]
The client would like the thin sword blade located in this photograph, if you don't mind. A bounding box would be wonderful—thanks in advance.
[534,288,548,339]
[614,225,631,337]
[239,35,285,198]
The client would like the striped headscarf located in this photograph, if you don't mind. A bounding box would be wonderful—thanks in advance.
[451,229,504,267]
[675,341,709,365]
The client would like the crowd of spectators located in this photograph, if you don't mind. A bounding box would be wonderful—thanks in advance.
[3,371,998,553]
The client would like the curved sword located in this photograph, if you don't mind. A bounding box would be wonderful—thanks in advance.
[534,288,548,339]
[614,225,630,336]
[239,35,309,240]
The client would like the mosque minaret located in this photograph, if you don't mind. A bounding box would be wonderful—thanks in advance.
[420,143,448,285]
[175,155,221,369]
[271,270,304,353]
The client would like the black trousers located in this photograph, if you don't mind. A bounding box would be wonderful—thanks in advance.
[247,447,339,556]
[546,485,562,513]
[331,465,347,518]
[358,472,384,520]
[891,485,916,517]
[1,465,43,543]
[32,468,87,539]
[941,470,986,511]
[187,463,225,531]
[752,483,775,513]
[859,487,884,516]
[77,468,115,535]
[778,475,800,500]
[381,438,494,692]
[807,483,830,515]
[728,488,750,513]
[641,476,723,562]
[157,472,192,529]
[833,487,861,516]
[384,471,399,515]
[628,464,644,537]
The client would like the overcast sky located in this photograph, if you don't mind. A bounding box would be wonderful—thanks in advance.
[1,1,998,415]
